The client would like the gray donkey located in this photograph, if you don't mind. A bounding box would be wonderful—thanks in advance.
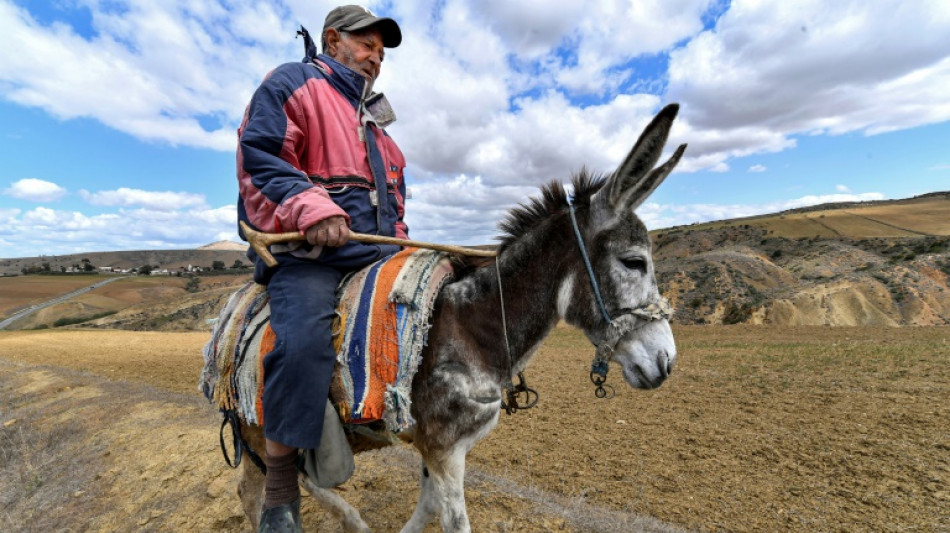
[238,103,687,532]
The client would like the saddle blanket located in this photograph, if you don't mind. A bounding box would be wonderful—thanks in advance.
[199,248,454,433]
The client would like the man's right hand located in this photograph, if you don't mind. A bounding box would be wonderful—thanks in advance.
[304,216,350,247]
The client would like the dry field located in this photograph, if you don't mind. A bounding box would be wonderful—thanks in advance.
[0,275,104,317]
[1,325,948,532]
[694,195,950,239]
[1,274,251,330]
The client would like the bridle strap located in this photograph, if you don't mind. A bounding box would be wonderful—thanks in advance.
[496,260,539,414]
[567,195,612,324]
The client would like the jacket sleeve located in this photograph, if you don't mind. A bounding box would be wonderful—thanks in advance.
[237,66,348,234]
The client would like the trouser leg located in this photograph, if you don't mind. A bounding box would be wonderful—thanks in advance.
[262,259,344,450]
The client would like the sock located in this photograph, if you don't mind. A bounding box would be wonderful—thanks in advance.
[263,450,300,509]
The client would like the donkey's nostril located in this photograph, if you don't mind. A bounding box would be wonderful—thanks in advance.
[658,352,671,378]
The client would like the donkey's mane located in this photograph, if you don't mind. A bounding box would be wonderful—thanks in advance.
[446,171,606,281]
[498,169,607,251]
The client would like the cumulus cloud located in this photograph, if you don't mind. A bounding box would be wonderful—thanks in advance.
[1,202,238,258]
[667,0,950,136]
[3,178,67,202]
[1,0,948,256]
[79,188,207,211]
[836,184,851,193]
[748,164,766,173]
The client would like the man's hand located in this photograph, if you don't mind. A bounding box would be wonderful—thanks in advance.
[304,216,350,247]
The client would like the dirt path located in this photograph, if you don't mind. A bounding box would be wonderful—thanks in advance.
[1,326,948,532]
[0,359,681,532]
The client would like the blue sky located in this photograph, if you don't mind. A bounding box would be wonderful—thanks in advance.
[1,0,948,258]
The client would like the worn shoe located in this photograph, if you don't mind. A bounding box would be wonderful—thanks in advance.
[258,498,302,533]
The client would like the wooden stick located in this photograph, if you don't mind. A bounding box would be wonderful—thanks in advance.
[240,221,497,267]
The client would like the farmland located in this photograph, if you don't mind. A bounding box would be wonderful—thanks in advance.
[1,325,947,532]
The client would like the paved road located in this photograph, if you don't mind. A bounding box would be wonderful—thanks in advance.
[0,276,130,330]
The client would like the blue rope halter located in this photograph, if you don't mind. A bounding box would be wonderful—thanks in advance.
[566,194,612,325]
[566,194,616,396]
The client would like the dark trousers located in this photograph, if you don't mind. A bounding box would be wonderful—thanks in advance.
[262,259,344,449]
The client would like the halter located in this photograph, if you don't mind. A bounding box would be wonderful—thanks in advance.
[566,194,673,398]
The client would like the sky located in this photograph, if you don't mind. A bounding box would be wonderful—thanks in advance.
[1,0,949,259]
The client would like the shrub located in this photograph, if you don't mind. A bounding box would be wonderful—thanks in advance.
[52,311,117,327]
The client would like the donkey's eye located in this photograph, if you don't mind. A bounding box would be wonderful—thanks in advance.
[619,256,647,273]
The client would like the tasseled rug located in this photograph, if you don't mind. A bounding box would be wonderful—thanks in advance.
[199,248,454,434]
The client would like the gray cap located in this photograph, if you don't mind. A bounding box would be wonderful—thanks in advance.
[323,5,402,48]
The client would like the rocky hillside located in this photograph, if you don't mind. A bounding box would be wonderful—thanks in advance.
[653,192,950,326]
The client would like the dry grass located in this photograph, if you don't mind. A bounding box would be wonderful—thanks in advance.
[1,325,948,532]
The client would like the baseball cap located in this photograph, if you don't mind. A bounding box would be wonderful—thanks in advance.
[323,5,402,48]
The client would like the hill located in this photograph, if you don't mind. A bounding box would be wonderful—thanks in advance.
[1,192,948,329]
[198,240,248,251]
[652,191,950,325]
[0,245,249,276]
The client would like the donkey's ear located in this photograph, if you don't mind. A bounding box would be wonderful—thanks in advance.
[603,103,683,212]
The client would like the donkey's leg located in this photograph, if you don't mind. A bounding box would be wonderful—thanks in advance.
[237,423,266,530]
[429,447,471,533]
[399,461,439,533]
[300,474,370,533]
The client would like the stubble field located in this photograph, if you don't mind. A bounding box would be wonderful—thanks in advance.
[1,325,948,532]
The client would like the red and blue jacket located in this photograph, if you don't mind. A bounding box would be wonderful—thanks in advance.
[237,53,408,271]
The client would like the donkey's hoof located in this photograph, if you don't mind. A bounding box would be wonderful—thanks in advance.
[258,499,302,533]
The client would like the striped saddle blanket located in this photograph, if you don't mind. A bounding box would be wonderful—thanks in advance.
[199,248,454,433]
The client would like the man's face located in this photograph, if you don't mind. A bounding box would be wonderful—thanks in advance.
[326,27,385,81]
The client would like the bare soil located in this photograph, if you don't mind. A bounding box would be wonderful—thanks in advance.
[1,325,948,532]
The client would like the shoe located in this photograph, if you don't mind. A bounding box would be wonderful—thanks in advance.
[258,498,302,533]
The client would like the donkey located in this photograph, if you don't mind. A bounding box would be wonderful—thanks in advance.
[236,103,686,532]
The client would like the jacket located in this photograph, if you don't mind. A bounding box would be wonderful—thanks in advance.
[237,53,408,271]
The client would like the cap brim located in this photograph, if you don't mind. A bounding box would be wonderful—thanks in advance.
[345,17,402,48]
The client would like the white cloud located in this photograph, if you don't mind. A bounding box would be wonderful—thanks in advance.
[668,0,950,137]
[1,202,239,258]
[3,178,67,202]
[748,164,766,173]
[79,188,207,211]
[836,184,851,193]
[1,0,949,256]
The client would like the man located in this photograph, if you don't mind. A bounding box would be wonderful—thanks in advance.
[236,5,406,531]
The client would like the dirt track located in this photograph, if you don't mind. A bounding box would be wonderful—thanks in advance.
[1,325,948,532]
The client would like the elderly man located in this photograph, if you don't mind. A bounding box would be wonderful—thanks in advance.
[236,5,406,531]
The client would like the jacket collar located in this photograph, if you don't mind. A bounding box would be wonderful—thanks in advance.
[313,54,368,109]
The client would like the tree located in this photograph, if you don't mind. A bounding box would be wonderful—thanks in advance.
[138,264,154,276]
[212,260,226,271]
[232,259,246,269]
[83,262,96,272]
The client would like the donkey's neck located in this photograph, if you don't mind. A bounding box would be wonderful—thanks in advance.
[441,218,573,378]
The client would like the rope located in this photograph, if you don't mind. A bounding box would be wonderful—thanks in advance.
[566,195,612,324]
[495,261,513,377]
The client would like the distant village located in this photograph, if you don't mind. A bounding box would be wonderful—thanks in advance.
[65,264,207,275]
[10,258,249,277]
